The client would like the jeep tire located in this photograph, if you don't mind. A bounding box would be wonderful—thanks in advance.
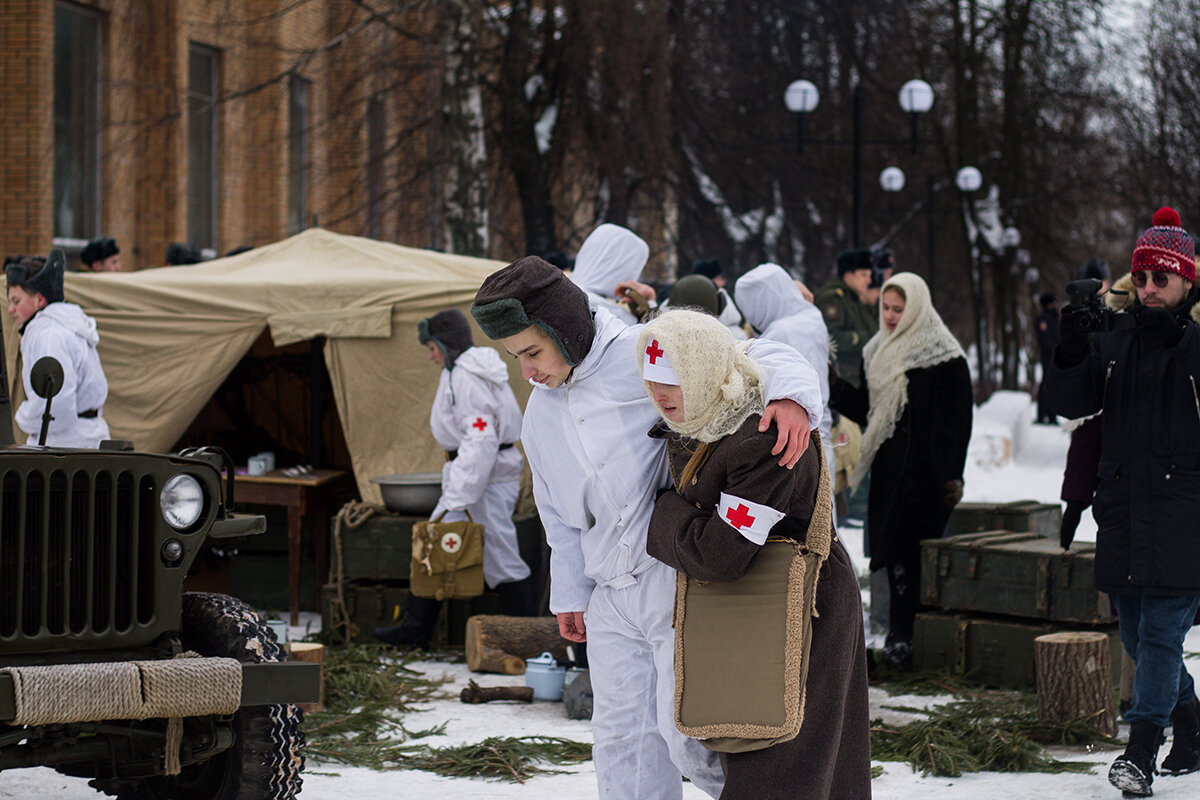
[117,592,305,799]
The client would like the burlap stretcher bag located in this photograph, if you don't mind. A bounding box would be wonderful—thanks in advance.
[410,510,485,600]
[673,432,833,753]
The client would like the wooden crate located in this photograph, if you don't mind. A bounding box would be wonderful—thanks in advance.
[946,500,1062,539]
[320,581,500,646]
[913,611,1121,690]
[921,531,1115,624]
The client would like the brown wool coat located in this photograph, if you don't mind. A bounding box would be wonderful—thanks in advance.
[646,417,872,800]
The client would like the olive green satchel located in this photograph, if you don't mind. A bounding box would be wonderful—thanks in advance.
[410,510,485,600]
[672,433,832,753]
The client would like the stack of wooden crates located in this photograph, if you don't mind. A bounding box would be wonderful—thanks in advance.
[320,511,544,647]
[914,500,1123,689]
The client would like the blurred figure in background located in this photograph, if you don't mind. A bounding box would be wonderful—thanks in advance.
[80,236,123,272]
[1034,292,1060,424]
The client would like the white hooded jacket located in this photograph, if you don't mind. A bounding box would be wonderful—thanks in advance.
[430,346,524,510]
[15,302,111,448]
[570,224,650,327]
[522,305,824,613]
[736,263,834,449]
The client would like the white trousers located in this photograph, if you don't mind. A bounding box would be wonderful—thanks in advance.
[584,559,725,799]
[432,479,530,588]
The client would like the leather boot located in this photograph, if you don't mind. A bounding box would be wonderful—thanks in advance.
[372,595,442,650]
[495,575,539,617]
[1109,720,1165,797]
[1161,697,1200,776]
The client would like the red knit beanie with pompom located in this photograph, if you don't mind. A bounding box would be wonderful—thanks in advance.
[1131,206,1196,282]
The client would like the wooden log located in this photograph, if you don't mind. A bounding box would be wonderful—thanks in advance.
[286,642,326,712]
[459,679,534,704]
[465,615,568,674]
[1034,631,1116,736]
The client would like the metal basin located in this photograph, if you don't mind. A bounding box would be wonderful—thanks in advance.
[370,472,443,515]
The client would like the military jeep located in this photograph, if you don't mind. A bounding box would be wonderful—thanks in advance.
[0,359,320,798]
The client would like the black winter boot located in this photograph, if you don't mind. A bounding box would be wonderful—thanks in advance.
[1161,697,1200,776]
[1109,720,1165,797]
[372,596,442,650]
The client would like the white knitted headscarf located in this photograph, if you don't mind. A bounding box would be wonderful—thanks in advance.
[637,309,764,442]
[848,271,966,491]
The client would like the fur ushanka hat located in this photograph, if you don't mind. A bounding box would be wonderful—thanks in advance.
[471,255,595,366]
[5,249,65,304]
[418,308,474,370]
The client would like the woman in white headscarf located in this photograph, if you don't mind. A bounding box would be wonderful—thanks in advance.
[641,310,870,800]
[830,272,973,668]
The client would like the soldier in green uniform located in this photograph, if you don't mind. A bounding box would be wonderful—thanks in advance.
[813,248,878,388]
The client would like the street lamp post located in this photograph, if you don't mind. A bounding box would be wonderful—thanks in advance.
[956,166,988,392]
[784,78,933,248]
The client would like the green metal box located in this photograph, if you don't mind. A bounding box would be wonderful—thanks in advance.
[331,514,423,582]
[912,611,1122,690]
[921,531,1115,624]
[945,500,1062,539]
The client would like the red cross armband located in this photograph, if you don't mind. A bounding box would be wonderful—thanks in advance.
[716,492,786,546]
[461,413,497,440]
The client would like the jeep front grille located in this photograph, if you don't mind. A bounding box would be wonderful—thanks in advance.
[0,468,159,643]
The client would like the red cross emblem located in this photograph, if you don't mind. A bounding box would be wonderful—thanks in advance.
[472,417,488,431]
[645,339,664,365]
[724,503,756,530]
[441,532,462,553]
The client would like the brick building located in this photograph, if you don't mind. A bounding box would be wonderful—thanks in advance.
[0,0,463,268]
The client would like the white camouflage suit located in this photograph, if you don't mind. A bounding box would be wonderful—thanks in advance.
[735,262,836,485]
[521,305,824,798]
[429,345,529,588]
[570,223,650,326]
[15,302,111,448]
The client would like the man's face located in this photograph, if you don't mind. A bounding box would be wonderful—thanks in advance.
[843,267,873,298]
[501,325,572,388]
[6,285,43,327]
[1134,269,1193,310]
[92,254,122,272]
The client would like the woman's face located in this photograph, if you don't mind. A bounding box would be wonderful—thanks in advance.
[501,325,572,388]
[650,381,685,423]
[7,285,44,327]
[426,341,445,369]
[881,288,906,333]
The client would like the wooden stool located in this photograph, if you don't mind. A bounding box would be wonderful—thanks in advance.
[1034,631,1116,736]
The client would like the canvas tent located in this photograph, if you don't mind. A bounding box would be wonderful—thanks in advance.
[1,228,531,504]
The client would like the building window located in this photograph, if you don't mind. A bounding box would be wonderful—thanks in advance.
[367,95,385,239]
[188,43,219,251]
[288,76,310,235]
[53,1,102,241]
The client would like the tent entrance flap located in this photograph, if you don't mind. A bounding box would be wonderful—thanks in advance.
[268,307,392,347]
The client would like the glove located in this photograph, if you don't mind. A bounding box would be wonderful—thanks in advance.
[1060,499,1088,550]
[1135,305,1185,348]
[941,479,963,509]
[1056,304,1090,364]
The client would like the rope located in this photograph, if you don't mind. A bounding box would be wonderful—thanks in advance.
[0,653,242,727]
[328,500,395,643]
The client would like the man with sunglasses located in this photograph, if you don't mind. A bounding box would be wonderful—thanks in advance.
[1049,206,1200,798]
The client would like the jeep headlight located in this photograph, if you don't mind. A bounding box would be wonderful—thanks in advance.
[161,474,204,530]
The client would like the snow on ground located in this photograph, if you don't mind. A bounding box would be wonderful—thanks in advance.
[5,391,1200,799]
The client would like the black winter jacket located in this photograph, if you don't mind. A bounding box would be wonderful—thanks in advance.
[831,356,974,571]
[1047,293,1200,595]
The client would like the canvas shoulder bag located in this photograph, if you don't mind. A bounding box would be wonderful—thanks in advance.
[672,432,832,753]
[410,510,485,600]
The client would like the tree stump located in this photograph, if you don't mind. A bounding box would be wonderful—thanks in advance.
[465,615,568,674]
[1034,631,1116,736]
[286,642,325,712]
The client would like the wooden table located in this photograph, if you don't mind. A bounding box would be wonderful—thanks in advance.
[234,469,355,625]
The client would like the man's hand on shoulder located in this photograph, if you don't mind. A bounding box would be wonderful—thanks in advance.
[760,399,811,469]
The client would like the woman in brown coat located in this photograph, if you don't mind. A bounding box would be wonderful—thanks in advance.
[640,309,871,800]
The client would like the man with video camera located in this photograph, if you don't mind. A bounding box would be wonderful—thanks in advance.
[1048,206,1200,797]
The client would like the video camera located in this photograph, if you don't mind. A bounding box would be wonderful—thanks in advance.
[1065,278,1137,333]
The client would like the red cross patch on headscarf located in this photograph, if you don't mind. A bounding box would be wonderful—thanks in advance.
[716,492,786,545]
[642,338,680,385]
